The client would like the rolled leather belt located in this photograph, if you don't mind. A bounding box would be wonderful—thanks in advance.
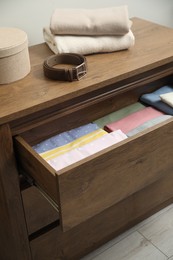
[43,53,87,82]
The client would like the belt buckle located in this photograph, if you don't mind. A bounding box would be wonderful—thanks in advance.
[75,62,87,80]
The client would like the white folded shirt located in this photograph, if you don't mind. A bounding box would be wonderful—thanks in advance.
[50,6,131,36]
[160,92,173,108]
[43,27,135,55]
[46,130,127,171]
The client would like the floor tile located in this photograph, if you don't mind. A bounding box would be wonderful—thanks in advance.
[83,205,173,260]
[134,204,173,230]
[138,207,173,257]
[83,204,173,260]
[84,231,167,260]
[82,228,136,260]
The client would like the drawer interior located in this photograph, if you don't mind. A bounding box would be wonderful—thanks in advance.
[14,73,173,231]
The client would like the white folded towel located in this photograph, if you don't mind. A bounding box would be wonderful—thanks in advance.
[50,6,131,36]
[43,27,135,55]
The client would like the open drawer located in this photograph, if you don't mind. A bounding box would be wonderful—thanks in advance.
[14,74,173,232]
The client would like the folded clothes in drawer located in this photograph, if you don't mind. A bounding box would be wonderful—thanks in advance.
[15,100,173,232]
[160,92,173,107]
[94,102,145,128]
[37,128,127,171]
[104,106,164,133]
[14,116,173,231]
[32,99,171,172]
[33,123,99,153]
[127,115,172,137]
[140,85,173,115]
[39,128,107,160]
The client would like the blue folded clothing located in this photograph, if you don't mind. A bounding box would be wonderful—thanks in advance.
[33,123,99,153]
[140,85,173,115]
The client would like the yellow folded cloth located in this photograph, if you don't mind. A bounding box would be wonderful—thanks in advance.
[40,128,107,161]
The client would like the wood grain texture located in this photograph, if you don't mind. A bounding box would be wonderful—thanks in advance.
[14,136,59,203]
[30,169,173,260]
[57,119,173,231]
[13,67,173,141]
[15,105,173,232]
[15,88,173,232]
[1,18,173,124]
[22,186,59,235]
[0,124,32,260]
[2,18,173,259]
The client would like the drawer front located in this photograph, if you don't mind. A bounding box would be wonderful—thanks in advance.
[57,119,173,231]
[15,118,173,232]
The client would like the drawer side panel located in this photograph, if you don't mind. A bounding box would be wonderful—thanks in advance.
[14,136,59,203]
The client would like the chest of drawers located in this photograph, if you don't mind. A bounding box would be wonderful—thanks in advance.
[1,18,173,259]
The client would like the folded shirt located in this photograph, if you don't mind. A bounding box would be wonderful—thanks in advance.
[33,123,99,153]
[104,107,164,133]
[76,129,127,156]
[94,102,145,128]
[40,128,107,161]
[140,85,173,115]
[160,92,173,108]
[109,129,128,142]
[127,115,172,137]
[46,130,127,171]
[43,27,135,55]
[47,148,85,171]
[50,6,131,36]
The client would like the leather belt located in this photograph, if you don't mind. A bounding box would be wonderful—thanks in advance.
[43,53,87,82]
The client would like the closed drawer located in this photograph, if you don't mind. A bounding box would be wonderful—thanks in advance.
[14,74,173,232]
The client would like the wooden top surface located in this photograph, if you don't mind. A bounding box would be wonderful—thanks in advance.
[1,17,173,125]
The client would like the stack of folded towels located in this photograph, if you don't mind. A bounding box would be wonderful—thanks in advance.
[43,5,135,55]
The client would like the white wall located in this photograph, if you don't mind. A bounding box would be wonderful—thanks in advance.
[1,0,173,46]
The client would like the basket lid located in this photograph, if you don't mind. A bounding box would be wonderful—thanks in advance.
[0,27,28,58]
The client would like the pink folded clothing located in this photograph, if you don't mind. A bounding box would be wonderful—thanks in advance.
[104,107,164,133]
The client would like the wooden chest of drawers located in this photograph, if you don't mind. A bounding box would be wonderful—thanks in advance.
[1,18,173,259]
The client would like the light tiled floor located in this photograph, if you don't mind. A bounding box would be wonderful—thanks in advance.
[82,204,173,260]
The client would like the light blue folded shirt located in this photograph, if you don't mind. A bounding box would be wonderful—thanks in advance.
[140,85,173,115]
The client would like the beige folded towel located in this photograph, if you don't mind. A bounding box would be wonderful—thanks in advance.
[43,27,135,55]
[160,92,173,107]
[50,6,131,36]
